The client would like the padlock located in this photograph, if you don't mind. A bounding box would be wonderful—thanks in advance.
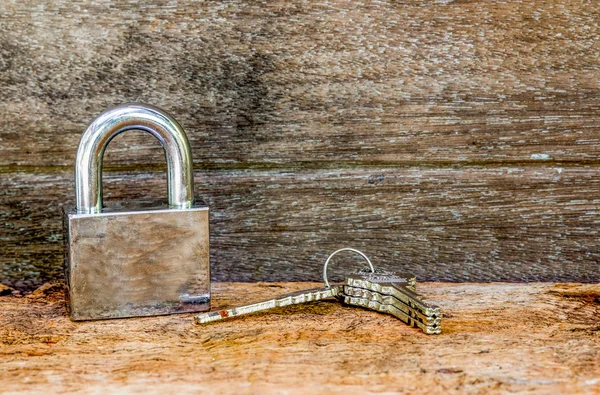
[63,103,210,321]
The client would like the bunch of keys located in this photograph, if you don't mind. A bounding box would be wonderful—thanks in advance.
[195,248,441,334]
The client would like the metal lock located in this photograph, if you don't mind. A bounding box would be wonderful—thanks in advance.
[63,103,210,321]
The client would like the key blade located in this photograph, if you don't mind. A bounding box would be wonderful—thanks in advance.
[195,285,342,324]
[384,284,441,318]
[346,276,439,317]
[343,285,441,327]
[344,295,441,335]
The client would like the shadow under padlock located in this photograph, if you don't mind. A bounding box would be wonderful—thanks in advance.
[63,103,210,321]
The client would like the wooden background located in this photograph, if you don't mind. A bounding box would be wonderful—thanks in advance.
[2,0,600,291]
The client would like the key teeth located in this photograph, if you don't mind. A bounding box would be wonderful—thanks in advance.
[344,272,442,335]
[347,276,440,318]
[344,279,441,334]
[424,327,442,335]
[343,286,440,326]
[343,295,440,334]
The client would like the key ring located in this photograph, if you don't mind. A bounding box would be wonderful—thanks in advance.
[323,248,375,288]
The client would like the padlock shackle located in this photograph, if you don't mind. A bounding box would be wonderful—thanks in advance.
[75,103,195,214]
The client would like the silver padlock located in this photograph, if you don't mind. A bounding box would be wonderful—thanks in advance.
[63,103,210,321]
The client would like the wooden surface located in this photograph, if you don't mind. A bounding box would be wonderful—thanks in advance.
[1,282,599,394]
[2,0,600,289]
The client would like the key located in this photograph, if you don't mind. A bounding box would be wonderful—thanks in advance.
[343,286,441,328]
[195,248,442,335]
[194,285,342,324]
[196,269,418,325]
[343,294,441,335]
[344,272,440,318]
[342,270,441,334]
[321,248,439,332]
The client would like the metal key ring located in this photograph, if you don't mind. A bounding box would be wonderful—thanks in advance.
[323,248,375,288]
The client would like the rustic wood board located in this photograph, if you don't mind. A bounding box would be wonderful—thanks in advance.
[2,0,600,289]
[1,282,599,394]
[1,0,600,167]
[3,167,600,290]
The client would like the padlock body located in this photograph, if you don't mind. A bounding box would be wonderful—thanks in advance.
[63,203,210,321]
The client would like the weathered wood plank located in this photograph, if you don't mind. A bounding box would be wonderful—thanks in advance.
[2,0,600,290]
[2,167,600,290]
[1,282,599,393]
[1,0,600,167]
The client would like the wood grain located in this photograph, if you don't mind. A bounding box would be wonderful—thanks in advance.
[1,282,599,394]
[2,0,600,289]
[2,167,600,290]
[1,0,600,167]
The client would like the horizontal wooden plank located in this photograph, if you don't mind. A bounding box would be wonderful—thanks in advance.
[2,167,600,290]
[1,0,600,168]
[3,0,600,290]
[2,282,600,393]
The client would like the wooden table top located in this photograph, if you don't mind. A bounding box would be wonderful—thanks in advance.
[1,282,599,394]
